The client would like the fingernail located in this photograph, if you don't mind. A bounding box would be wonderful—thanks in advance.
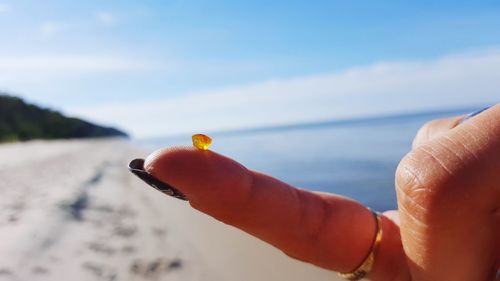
[128,158,188,201]
[460,106,492,124]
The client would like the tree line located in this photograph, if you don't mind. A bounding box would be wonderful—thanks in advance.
[0,94,128,142]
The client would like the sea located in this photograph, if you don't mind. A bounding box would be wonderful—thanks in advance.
[138,107,481,211]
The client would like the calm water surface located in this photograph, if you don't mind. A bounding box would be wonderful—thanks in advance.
[140,108,475,211]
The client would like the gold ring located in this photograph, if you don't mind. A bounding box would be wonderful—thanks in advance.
[338,210,383,281]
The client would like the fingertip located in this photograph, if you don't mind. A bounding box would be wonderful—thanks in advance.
[143,146,253,209]
[143,146,199,175]
[144,146,248,182]
[412,116,463,149]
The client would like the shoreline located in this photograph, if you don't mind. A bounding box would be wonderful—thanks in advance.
[0,139,341,281]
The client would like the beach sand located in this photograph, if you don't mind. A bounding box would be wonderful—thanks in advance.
[0,139,342,281]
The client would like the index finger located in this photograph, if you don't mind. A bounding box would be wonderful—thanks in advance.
[142,147,407,279]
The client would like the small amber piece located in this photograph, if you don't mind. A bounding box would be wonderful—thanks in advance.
[192,134,212,150]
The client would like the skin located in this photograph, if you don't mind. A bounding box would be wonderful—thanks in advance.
[144,105,500,281]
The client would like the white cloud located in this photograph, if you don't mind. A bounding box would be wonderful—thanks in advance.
[0,3,10,13]
[66,49,500,138]
[96,11,115,25]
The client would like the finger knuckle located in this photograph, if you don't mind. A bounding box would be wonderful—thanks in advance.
[395,145,457,218]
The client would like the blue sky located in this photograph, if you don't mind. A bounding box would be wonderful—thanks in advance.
[1,1,500,137]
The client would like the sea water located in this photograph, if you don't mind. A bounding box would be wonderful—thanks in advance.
[140,108,477,211]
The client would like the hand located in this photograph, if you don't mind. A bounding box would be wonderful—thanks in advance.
[142,105,500,281]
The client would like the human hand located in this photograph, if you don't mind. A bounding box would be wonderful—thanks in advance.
[396,105,500,280]
[136,105,500,281]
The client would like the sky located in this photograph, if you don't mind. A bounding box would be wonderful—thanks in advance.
[1,1,500,138]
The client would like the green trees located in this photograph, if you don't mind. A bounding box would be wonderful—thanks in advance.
[0,94,128,142]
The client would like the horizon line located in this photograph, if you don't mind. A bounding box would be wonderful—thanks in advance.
[139,103,492,142]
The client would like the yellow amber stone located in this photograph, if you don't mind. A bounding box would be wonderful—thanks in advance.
[192,134,212,150]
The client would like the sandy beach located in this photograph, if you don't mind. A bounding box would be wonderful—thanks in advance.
[0,139,341,281]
